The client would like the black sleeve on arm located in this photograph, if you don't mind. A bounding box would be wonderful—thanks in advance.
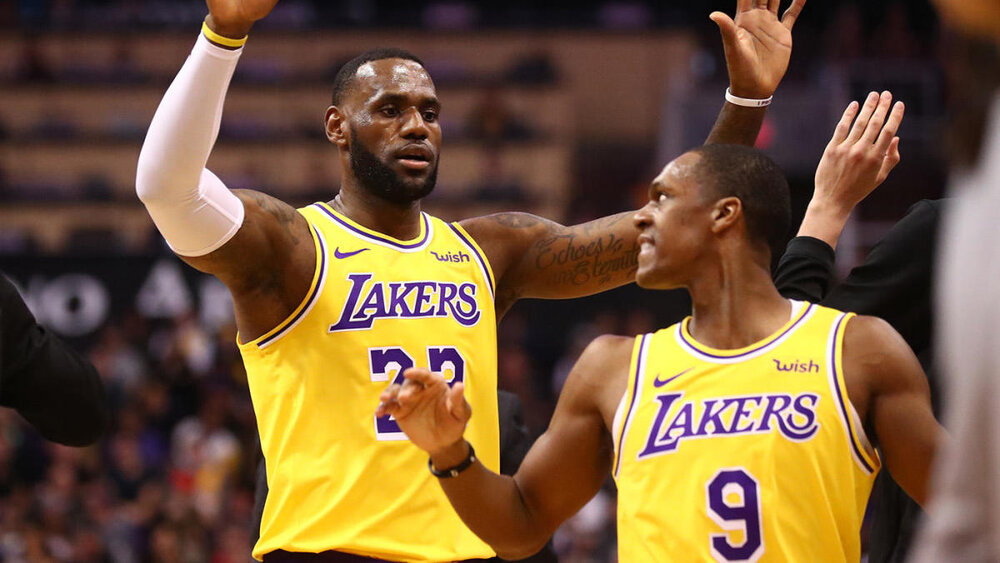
[0,273,109,446]
[773,236,836,302]
[823,200,942,355]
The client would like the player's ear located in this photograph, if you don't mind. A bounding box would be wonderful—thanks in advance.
[325,106,349,148]
[710,196,742,234]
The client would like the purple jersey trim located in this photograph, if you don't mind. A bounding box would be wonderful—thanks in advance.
[258,223,328,348]
[828,313,876,474]
[679,303,816,361]
[615,333,650,478]
[315,204,431,250]
[447,223,495,298]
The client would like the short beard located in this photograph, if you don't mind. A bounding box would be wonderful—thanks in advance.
[349,129,437,205]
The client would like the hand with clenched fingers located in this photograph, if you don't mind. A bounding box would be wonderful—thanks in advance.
[376,367,472,457]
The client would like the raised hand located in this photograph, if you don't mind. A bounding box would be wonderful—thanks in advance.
[815,92,904,211]
[376,368,471,456]
[710,0,807,99]
[798,92,905,248]
[205,0,280,38]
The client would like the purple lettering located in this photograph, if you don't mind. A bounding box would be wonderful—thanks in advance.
[781,394,820,440]
[728,396,760,434]
[357,283,387,320]
[436,283,458,316]
[329,274,375,332]
[387,282,415,317]
[411,282,437,317]
[696,399,729,436]
[639,393,684,457]
[454,283,481,326]
[755,394,792,433]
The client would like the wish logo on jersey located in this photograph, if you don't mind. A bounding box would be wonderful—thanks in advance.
[638,392,820,459]
[329,273,481,332]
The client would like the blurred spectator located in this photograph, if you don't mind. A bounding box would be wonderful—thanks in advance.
[170,386,240,524]
[16,36,54,82]
[465,88,535,142]
[873,3,920,59]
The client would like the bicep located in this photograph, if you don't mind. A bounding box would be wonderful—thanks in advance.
[847,316,943,506]
[461,211,640,307]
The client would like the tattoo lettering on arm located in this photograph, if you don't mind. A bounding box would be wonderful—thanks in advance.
[463,211,640,315]
[508,211,640,298]
[532,230,639,289]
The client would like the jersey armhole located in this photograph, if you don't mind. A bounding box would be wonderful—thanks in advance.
[448,221,496,300]
[237,214,329,351]
[828,312,882,474]
[613,333,651,480]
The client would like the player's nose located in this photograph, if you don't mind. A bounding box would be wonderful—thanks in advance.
[399,108,430,140]
[633,202,654,229]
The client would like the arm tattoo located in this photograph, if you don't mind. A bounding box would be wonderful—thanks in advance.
[483,213,547,230]
[247,192,301,247]
[532,212,639,287]
[533,232,639,287]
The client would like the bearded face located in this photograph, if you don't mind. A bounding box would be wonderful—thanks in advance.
[349,125,438,205]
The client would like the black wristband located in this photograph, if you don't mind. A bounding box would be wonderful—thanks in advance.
[428,443,476,478]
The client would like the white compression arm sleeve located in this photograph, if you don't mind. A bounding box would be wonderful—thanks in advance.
[135,33,246,257]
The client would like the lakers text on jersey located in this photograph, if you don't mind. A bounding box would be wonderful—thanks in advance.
[239,202,499,561]
[613,302,880,563]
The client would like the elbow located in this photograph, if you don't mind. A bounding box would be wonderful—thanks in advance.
[135,150,170,205]
[135,148,198,205]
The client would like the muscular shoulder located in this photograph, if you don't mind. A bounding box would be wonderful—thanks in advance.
[560,335,636,423]
[842,314,926,420]
[842,315,909,369]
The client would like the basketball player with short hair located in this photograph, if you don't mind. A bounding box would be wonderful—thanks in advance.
[380,102,942,562]
[133,0,890,559]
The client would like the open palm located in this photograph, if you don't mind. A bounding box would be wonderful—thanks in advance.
[710,0,806,98]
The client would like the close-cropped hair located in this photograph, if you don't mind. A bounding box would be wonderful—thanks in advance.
[331,48,426,105]
[690,144,792,258]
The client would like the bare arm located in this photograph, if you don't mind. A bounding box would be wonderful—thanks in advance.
[378,336,633,559]
[463,1,808,313]
[843,315,944,506]
[136,1,317,338]
[460,212,639,314]
[704,0,806,146]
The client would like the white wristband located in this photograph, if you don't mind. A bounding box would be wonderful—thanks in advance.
[726,87,772,108]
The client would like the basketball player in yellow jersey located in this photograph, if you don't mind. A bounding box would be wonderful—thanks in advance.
[381,105,943,562]
[135,0,836,559]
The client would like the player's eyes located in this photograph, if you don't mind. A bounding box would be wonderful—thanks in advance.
[422,111,438,122]
[381,107,399,117]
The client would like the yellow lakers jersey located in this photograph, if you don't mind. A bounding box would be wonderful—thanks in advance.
[613,302,879,562]
[239,202,499,561]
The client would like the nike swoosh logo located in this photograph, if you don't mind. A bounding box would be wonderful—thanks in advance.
[653,368,692,388]
[334,247,370,259]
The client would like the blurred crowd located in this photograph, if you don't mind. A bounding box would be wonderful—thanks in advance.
[0,285,680,561]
